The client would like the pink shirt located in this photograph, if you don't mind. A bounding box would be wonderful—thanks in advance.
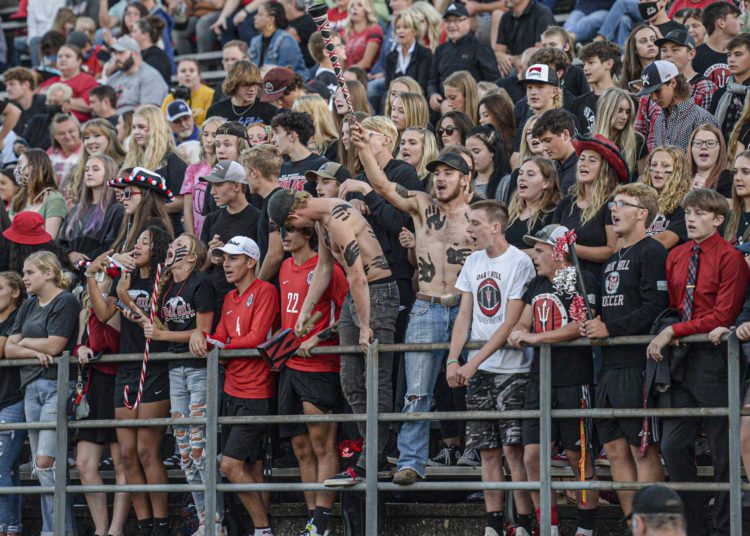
[180,161,211,236]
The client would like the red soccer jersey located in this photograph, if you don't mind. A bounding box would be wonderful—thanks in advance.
[279,255,348,373]
[212,278,279,399]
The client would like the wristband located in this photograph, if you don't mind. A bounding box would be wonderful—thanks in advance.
[446,358,460,366]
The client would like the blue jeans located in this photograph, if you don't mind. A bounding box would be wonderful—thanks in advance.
[25,378,75,536]
[596,0,641,46]
[564,9,610,43]
[0,399,26,535]
[170,366,224,526]
[397,300,459,478]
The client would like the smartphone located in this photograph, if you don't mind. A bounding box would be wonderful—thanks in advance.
[115,300,141,319]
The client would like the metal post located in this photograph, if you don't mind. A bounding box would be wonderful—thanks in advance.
[54,352,70,536]
[365,341,379,536]
[727,335,742,536]
[204,348,219,536]
[539,344,552,535]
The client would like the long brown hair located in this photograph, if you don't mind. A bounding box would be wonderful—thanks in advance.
[620,24,658,90]
[479,92,515,160]
[111,174,174,252]
[12,150,59,214]
[688,124,727,191]
[725,150,750,243]
[507,156,561,231]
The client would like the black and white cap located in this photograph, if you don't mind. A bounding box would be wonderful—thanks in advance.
[519,64,559,87]
[635,60,679,97]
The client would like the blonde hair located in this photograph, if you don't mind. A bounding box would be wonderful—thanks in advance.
[394,9,422,39]
[25,251,71,290]
[292,94,339,153]
[725,150,750,243]
[408,1,441,51]
[518,116,540,163]
[384,76,423,117]
[595,87,638,172]
[361,116,399,152]
[570,153,618,225]
[199,116,227,165]
[507,156,561,231]
[444,71,479,124]
[123,105,181,170]
[345,0,378,35]
[392,92,429,131]
[66,118,126,202]
[641,146,692,215]
[246,143,284,179]
[222,61,262,97]
[400,127,438,178]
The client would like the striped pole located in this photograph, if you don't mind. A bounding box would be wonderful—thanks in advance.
[308,3,354,114]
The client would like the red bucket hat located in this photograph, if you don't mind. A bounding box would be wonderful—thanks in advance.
[107,167,175,203]
[3,211,52,245]
[572,134,630,183]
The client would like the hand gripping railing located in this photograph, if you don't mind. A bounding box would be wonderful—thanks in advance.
[0,333,744,536]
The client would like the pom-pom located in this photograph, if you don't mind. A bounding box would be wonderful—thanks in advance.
[552,266,577,297]
[569,295,587,322]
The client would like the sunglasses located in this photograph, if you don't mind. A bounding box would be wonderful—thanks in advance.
[121,187,142,200]
[438,126,458,136]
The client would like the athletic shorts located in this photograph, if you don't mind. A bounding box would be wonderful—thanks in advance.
[595,367,657,446]
[114,365,170,409]
[221,394,271,463]
[465,370,529,450]
[76,368,118,445]
[278,367,340,438]
[522,380,594,451]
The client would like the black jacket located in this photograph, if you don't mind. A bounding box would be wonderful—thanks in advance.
[646,308,690,400]
[384,43,432,93]
[427,32,500,98]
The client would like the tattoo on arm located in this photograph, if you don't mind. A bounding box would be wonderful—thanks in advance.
[425,205,446,231]
[364,255,389,274]
[343,240,361,267]
[417,253,436,283]
[332,204,353,221]
[446,247,471,266]
[396,184,415,199]
[366,225,377,240]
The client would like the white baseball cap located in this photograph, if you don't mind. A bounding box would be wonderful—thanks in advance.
[213,236,260,260]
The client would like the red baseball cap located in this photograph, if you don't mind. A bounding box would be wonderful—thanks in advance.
[261,67,296,102]
[3,211,53,245]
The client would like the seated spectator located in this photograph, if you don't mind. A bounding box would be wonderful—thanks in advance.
[250,1,307,76]
[689,124,732,197]
[36,31,67,84]
[10,149,67,239]
[172,0,224,55]
[540,27,590,99]
[657,29,717,110]
[428,2,499,112]
[162,58,216,127]
[442,71,479,124]
[711,34,750,144]
[329,0,350,32]
[570,41,622,136]
[46,113,83,189]
[0,169,19,212]
[563,0,611,44]
[638,61,719,153]
[343,0,383,72]
[384,9,432,94]
[38,44,98,123]
[493,0,555,77]
[272,111,328,193]
[22,83,71,151]
[89,85,120,126]
[532,109,579,194]
[279,0,318,70]
[66,30,104,78]
[13,0,61,68]
[397,127,439,192]
[292,95,340,161]
[107,36,169,113]
[210,0,260,46]
[211,40,253,106]
[693,2,741,88]
[166,100,202,164]
[683,8,706,47]
[206,61,278,126]
[594,87,644,177]
[435,111,473,151]
[100,2,148,49]
[130,16,172,86]
[261,67,306,111]
[596,0,684,47]
[619,23,659,92]
[3,67,47,136]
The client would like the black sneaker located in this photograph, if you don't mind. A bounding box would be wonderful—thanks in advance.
[323,465,365,487]
[426,444,461,467]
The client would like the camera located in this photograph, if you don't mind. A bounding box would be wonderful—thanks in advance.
[171,85,191,103]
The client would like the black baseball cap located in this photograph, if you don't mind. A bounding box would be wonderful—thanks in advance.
[443,2,469,18]
[625,485,684,521]
[426,152,470,175]
[216,121,249,141]
[635,60,679,97]
[267,189,297,228]
[655,29,695,50]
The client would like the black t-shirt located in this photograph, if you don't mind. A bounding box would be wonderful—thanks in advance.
[11,291,80,389]
[158,271,215,367]
[496,74,525,104]
[716,169,733,198]
[279,152,328,194]
[692,44,730,88]
[206,98,278,127]
[289,14,317,68]
[600,237,668,371]
[557,152,579,195]
[0,309,22,410]
[551,195,612,279]
[142,46,172,85]
[569,91,599,136]
[504,210,553,250]
[110,273,170,374]
[156,152,188,235]
[655,20,685,40]
[563,64,590,98]
[524,272,599,386]
[647,205,688,245]
[14,94,47,135]
[496,1,557,55]
[735,211,750,245]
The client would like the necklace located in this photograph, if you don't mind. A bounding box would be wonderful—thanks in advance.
[231,100,253,116]
[160,272,191,318]
[617,243,635,262]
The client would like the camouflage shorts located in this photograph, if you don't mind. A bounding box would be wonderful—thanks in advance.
[465,370,529,450]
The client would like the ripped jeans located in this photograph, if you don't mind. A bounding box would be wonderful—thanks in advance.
[24,378,75,536]
[396,300,459,477]
[0,399,26,535]
[169,366,224,525]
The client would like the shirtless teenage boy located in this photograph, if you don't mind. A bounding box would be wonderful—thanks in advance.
[267,189,400,486]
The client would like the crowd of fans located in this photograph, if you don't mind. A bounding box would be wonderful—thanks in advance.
[0,0,748,535]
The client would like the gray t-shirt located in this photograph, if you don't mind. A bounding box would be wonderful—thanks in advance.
[11,292,79,389]
[108,62,169,114]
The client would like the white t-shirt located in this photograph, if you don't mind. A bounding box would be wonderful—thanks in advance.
[456,245,536,374]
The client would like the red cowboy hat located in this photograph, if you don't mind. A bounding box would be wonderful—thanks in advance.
[107,167,175,203]
[572,134,630,183]
[3,211,52,245]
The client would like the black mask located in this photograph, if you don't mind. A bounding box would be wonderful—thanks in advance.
[47,105,63,116]
[638,1,659,20]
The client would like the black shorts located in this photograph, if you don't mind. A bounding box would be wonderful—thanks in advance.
[75,368,118,445]
[595,367,657,446]
[278,367,341,438]
[114,365,170,409]
[522,380,594,451]
[221,394,271,463]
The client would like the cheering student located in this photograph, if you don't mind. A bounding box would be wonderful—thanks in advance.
[648,189,749,536]
[582,183,668,520]
[189,236,278,536]
[272,111,328,194]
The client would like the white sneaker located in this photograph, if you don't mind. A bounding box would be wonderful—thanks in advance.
[483,528,500,536]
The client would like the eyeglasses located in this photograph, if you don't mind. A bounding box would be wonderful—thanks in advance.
[121,187,142,200]
[691,139,719,149]
[608,200,644,210]
[438,126,458,136]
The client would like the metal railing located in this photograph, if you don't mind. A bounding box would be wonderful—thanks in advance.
[0,334,745,536]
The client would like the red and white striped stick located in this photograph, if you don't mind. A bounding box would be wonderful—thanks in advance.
[123,263,163,410]
[308,3,354,114]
